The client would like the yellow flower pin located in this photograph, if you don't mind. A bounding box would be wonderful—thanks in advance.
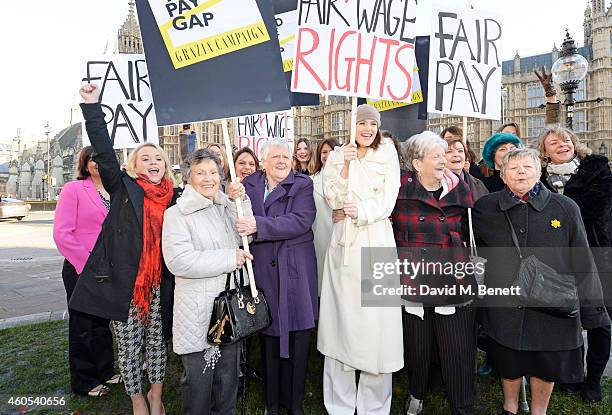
[551,219,561,229]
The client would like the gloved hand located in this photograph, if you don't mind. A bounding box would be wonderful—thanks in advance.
[534,66,556,97]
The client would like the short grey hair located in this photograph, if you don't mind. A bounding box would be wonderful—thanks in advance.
[260,138,292,161]
[183,148,225,183]
[404,131,448,172]
[500,148,542,178]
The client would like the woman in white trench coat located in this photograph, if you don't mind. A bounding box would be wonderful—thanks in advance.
[317,104,403,415]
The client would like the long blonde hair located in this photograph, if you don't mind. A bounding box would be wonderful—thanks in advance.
[537,127,592,166]
[126,143,175,184]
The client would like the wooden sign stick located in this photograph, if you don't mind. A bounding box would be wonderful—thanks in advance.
[222,119,258,298]
[343,96,358,266]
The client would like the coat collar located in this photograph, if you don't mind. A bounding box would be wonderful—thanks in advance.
[398,170,473,210]
[176,184,231,215]
[82,176,108,216]
[498,182,551,212]
[264,170,296,209]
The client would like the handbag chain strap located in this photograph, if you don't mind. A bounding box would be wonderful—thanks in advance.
[503,211,523,259]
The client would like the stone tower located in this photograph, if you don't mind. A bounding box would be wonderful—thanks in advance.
[118,0,143,54]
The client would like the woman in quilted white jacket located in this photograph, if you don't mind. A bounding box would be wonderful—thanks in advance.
[162,149,253,415]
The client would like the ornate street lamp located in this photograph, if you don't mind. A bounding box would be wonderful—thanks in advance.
[599,142,607,156]
[44,121,51,201]
[551,30,588,130]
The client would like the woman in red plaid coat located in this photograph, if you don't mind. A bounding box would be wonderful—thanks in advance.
[391,131,476,415]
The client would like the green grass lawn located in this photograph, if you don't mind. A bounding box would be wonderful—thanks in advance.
[0,321,609,414]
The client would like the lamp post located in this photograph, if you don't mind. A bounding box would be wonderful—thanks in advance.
[44,121,51,201]
[551,30,588,130]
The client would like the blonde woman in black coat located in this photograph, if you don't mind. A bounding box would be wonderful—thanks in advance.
[538,126,612,403]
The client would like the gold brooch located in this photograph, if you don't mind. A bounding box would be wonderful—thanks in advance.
[551,219,561,229]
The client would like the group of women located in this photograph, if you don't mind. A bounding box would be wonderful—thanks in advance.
[52,83,610,415]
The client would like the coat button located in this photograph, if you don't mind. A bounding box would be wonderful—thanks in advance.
[270,260,277,267]
[519,228,525,233]
[418,216,425,221]
[439,215,446,221]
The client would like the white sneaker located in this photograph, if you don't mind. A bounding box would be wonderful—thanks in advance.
[405,395,423,415]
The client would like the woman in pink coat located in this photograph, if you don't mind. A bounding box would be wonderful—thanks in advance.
[53,146,119,397]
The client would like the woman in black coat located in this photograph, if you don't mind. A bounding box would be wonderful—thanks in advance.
[473,148,610,415]
[70,84,179,415]
[538,126,612,402]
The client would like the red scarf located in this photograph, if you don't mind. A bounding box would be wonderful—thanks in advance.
[133,176,173,322]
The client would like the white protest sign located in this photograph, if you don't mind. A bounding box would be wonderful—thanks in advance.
[235,109,293,159]
[427,5,503,119]
[367,66,424,112]
[276,9,297,72]
[148,0,270,69]
[81,54,159,149]
[291,0,418,102]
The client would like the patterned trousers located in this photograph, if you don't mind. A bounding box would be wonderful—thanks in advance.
[112,288,166,396]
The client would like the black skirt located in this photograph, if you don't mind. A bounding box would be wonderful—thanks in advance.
[488,338,583,383]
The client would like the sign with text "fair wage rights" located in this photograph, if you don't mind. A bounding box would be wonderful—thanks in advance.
[291,0,418,102]
[427,4,503,120]
[148,0,271,69]
[235,110,294,160]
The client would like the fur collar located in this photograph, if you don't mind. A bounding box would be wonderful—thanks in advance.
[565,155,611,190]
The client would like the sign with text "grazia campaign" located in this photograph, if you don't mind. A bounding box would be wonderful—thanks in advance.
[291,0,418,103]
[148,0,271,69]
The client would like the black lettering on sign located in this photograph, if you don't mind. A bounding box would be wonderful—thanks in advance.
[298,0,349,26]
[165,0,200,18]
[173,12,214,30]
[84,59,154,144]
[432,11,502,116]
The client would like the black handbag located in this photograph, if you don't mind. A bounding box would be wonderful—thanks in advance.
[207,268,271,345]
[505,212,579,318]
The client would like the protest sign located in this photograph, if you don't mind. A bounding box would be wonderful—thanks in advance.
[291,0,418,102]
[427,4,503,119]
[273,0,320,107]
[367,66,423,112]
[81,54,158,148]
[235,110,293,159]
[136,0,291,125]
[148,0,271,69]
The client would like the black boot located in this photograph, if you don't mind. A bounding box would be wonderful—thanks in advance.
[581,377,602,403]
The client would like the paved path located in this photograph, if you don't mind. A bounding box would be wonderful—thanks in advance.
[0,212,66,326]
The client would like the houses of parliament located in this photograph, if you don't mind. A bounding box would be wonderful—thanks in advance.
[3,0,612,198]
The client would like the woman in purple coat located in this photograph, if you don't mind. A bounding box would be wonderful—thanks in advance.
[236,138,318,415]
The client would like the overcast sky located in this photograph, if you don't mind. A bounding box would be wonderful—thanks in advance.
[0,0,590,144]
